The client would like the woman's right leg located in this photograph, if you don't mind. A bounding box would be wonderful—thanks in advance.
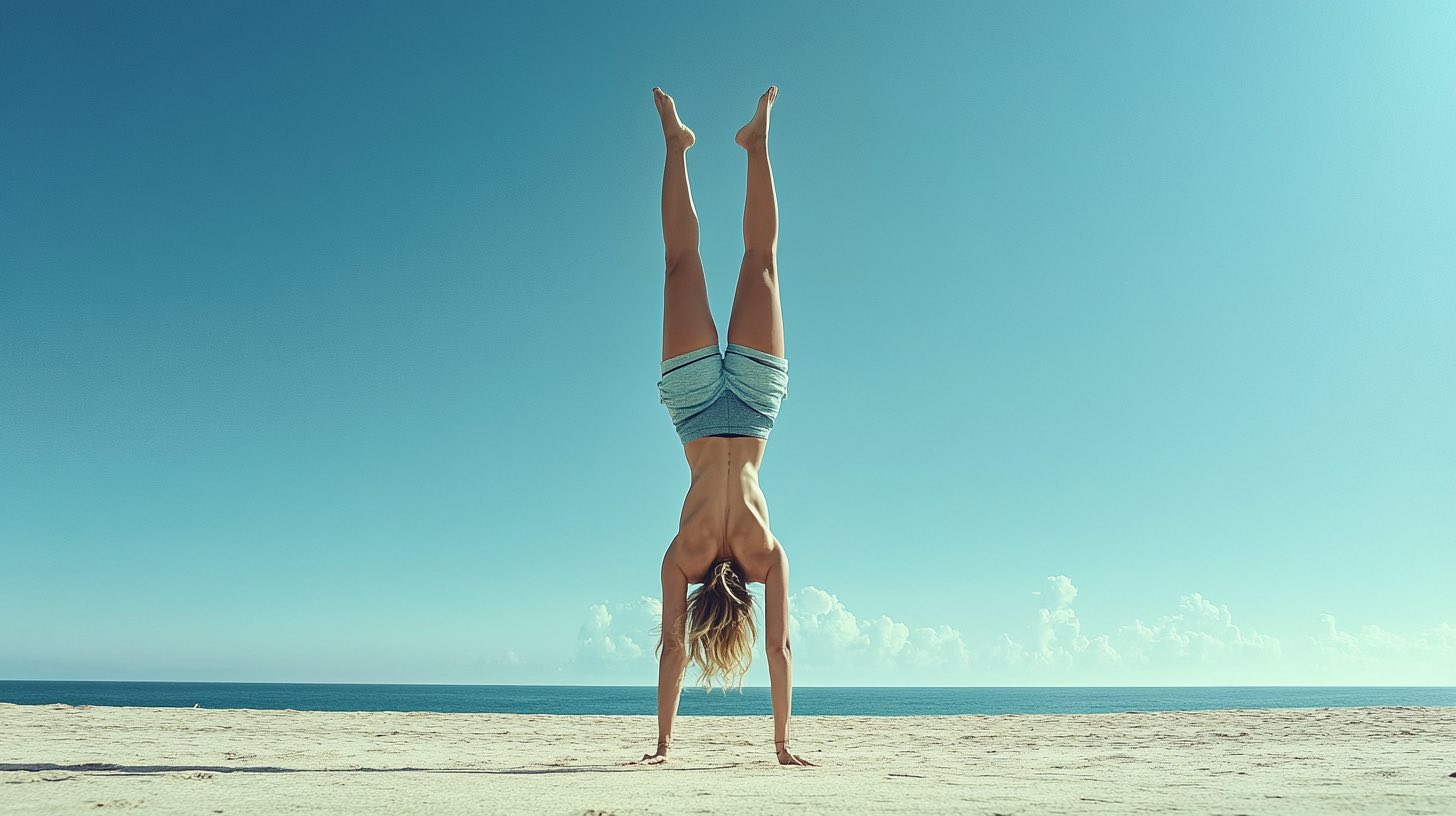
[726,86,784,359]
[654,88,719,362]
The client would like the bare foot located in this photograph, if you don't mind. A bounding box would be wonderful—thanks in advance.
[652,87,695,151]
[735,85,777,150]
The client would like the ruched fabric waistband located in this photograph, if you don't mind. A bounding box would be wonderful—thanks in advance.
[657,343,789,443]
[721,343,788,419]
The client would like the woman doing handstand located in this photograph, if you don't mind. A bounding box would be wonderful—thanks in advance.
[639,86,816,768]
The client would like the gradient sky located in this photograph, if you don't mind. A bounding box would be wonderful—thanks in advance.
[2,1,1452,687]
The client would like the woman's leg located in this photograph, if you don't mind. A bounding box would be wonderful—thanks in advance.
[654,88,719,362]
[726,86,784,358]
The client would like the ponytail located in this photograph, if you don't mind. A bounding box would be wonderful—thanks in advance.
[683,559,757,692]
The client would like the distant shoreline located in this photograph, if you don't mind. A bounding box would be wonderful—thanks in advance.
[3,680,1453,717]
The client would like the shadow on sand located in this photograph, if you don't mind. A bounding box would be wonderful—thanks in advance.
[1,762,739,777]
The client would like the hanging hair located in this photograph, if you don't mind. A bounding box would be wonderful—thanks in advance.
[668,559,757,693]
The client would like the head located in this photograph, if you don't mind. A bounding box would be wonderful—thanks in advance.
[664,558,758,693]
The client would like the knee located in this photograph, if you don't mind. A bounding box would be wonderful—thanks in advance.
[666,253,703,277]
[741,249,777,276]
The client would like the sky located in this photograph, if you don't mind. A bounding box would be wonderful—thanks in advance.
[1,1,1453,687]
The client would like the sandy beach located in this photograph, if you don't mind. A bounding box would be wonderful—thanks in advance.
[3,702,1454,814]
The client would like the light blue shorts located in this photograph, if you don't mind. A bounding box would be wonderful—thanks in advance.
[657,343,790,444]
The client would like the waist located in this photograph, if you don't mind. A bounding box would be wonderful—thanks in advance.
[684,434,768,472]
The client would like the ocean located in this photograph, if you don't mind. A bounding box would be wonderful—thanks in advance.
[1,681,1451,716]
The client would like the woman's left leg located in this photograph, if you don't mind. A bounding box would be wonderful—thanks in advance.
[726,86,784,359]
[654,88,719,363]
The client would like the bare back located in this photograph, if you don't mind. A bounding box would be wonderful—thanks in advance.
[664,435,782,585]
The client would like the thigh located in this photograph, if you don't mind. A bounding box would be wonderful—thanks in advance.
[725,253,784,358]
[663,255,720,362]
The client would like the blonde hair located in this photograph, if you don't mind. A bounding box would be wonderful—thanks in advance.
[660,559,758,693]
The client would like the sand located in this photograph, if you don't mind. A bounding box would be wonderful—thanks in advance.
[2,702,1454,814]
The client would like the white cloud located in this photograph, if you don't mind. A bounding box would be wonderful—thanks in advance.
[789,586,865,658]
[1112,592,1280,665]
[1021,575,1118,667]
[567,587,971,681]
[563,578,1450,684]
[487,650,522,667]
[1305,615,1456,684]
[988,633,1029,666]
[789,586,971,670]
[1034,574,1079,609]
[904,624,973,668]
[1313,614,1456,661]
[995,577,1278,676]
[573,597,661,670]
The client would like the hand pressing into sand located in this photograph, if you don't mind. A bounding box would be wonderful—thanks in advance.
[636,740,670,765]
[776,744,818,766]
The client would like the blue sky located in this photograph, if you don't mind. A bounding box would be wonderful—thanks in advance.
[2,1,1452,686]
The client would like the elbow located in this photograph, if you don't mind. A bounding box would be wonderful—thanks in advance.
[659,643,688,663]
[766,642,792,662]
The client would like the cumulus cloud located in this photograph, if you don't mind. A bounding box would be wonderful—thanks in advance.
[489,650,522,667]
[1019,575,1117,667]
[1312,614,1456,661]
[988,632,1029,666]
[573,596,661,669]
[568,587,971,681]
[1034,574,1079,609]
[789,586,971,670]
[1304,615,1456,684]
[1112,592,1279,664]
[566,577,1449,684]
[995,577,1276,675]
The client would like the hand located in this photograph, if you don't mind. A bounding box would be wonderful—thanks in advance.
[637,741,670,765]
[776,746,818,766]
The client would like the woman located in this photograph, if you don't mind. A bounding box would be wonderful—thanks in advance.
[638,86,816,768]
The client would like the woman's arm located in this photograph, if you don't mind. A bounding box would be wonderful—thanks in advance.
[764,547,816,766]
[640,555,689,764]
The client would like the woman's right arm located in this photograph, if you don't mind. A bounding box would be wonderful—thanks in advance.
[765,547,816,766]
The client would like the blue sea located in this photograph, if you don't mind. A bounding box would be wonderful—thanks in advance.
[1,682,1451,716]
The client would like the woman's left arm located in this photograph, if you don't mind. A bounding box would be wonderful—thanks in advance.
[640,555,689,764]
